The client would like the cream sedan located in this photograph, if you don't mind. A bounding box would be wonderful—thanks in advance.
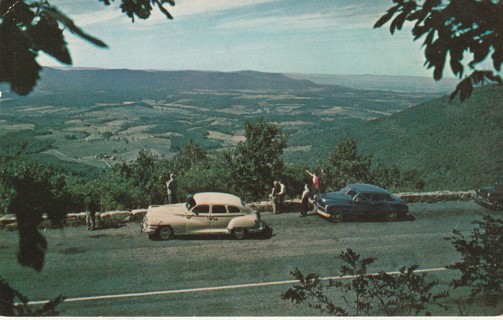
[142,192,267,240]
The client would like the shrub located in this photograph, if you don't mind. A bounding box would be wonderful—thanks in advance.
[281,248,448,316]
[0,277,64,316]
[445,214,503,303]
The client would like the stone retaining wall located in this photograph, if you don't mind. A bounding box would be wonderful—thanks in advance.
[0,191,475,227]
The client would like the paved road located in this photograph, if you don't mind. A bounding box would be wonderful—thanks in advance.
[0,200,500,316]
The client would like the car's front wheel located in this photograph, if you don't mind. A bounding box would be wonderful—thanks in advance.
[232,228,246,240]
[385,211,397,222]
[330,211,343,223]
[157,226,173,240]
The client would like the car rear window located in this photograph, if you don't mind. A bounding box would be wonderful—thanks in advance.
[228,206,241,213]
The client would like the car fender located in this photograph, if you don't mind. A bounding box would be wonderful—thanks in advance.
[145,203,187,233]
[227,214,259,231]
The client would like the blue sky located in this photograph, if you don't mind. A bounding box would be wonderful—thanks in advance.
[39,0,436,77]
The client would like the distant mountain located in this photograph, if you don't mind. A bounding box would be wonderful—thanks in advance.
[5,67,435,111]
[34,67,322,93]
[295,85,503,190]
[4,67,494,191]
[286,73,459,94]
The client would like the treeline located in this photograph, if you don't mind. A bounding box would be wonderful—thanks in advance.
[0,119,424,217]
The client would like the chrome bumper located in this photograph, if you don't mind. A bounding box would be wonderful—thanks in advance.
[247,221,267,234]
[141,218,156,235]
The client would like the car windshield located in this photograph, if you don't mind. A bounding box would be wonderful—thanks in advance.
[241,201,253,213]
[343,188,358,198]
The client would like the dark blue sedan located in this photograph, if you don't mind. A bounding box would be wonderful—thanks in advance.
[314,183,409,223]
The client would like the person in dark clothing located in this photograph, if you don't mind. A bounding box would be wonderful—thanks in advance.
[84,195,96,230]
[318,168,327,194]
[271,180,286,214]
[186,193,196,210]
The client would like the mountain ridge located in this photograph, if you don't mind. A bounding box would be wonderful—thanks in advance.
[1,68,500,191]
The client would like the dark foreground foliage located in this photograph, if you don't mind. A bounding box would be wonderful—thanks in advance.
[281,248,448,316]
[375,0,503,102]
[0,277,64,316]
[445,214,503,303]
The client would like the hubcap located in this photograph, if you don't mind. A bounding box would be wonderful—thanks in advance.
[159,228,171,239]
[234,229,245,239]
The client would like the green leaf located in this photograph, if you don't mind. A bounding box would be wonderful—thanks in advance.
[30,4,108,48]
[492,48,503,71]
[28,13,72,65]
[0,23,41,95]
[154,0,174,19]
[374,4,400,29]
[391,11,408,33]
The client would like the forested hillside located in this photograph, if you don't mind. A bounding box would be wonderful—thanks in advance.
[292,85,503,190]
[1,68,500,191]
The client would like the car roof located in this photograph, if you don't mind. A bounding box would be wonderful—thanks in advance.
[346,183,390,195]
[193,192,244,207]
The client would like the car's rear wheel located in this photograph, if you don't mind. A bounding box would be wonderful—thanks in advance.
[330,212,343,223]
[385,211,397,222]
[232,228,246,240]
[495,202,503,211]
[158,226,173,240]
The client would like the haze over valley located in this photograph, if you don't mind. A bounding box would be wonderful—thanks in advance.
[0,68,501,190]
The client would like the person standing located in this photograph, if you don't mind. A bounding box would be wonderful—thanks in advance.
[271,181,280,214]
[84,195,96,230]
[306,170,320,195]
[277,180,286,212]
[300,184,310,217]
[271,180,286,214]
[272,180,286,214]
[318,168,327,194]
[166,174,178,204]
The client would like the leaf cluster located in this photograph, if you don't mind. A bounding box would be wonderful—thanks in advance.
[445,214,503,301]
[225,119,288,200]
[0,0,174,95]
[322,138,424,192]
[0,155,73,271]
[375,0,503,102]
[100,0,175,21]
[0,277,64,316]
[281,248,448,316]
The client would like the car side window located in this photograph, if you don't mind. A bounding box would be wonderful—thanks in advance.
[360,193,371,201]
[372,194,384,201]
[347,189,357,198]
[212,205,227,214]
[193,205,209,214]
[228,206,241,214]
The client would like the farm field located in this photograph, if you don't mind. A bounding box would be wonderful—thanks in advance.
[0,69,437,169]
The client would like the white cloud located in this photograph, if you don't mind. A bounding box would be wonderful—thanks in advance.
[172,0,280,17]
[69,9,124,27]
[213,4,386,31]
